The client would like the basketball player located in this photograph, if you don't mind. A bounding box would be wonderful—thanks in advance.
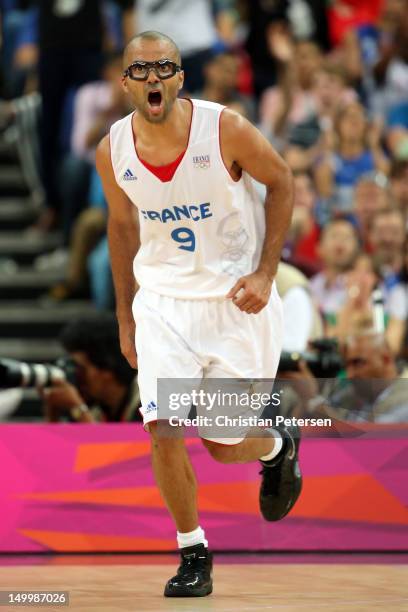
[96,31,302,598]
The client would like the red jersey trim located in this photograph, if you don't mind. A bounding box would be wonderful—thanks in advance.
[131,98,194,183]
[139,150,185,182]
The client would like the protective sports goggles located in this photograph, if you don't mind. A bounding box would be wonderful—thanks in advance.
[123,59,181,81]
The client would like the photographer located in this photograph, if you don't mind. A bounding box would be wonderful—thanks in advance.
[329,331,408,423]
[42,314,141,423]
[280,331,408,423]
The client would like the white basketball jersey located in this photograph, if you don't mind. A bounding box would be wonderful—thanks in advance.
[109,99,265,299]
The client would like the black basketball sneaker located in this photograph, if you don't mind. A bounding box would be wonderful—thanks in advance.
[164,543,213,597]
[259,424,302,521]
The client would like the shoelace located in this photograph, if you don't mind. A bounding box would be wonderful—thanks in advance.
[177,553,209,577]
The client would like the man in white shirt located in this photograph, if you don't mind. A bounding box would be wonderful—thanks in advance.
[96,30,300,598]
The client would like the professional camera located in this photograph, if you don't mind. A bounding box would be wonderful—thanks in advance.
[278,339,343,378]
[0,357,77,389]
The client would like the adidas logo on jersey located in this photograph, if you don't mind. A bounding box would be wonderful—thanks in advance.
[123,168,138,181]
[193,155,210,169]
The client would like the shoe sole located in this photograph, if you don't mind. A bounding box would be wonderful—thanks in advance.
[164,585,213,597]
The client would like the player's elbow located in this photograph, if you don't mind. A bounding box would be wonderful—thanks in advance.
[279,160,293,189]
[266,161,294,197]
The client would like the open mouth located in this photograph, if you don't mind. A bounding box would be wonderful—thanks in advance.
[148,90,162,109]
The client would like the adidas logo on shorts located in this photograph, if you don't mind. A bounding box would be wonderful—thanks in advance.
[145,401,157,413]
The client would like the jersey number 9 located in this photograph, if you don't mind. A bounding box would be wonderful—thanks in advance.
[171,227,196,252]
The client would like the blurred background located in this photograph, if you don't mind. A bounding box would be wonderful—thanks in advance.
[0,0,408,425]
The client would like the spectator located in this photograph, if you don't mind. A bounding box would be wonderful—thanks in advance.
[310,217,361,328]
[314,101,389,212]
[35,51,130,273]
[328,332,408,422]
[313,63,357,125]
[243,0,329,101]
[88,235,113,310]
[71,52,130,164]
[386,236,408,356]
[8,2,128,98]
[327,0,384,49]
[281,331,408,423]
[42,314,141,423]
[46,170,108,305]
[243,0,290,100]
[276,261,323,352]
[353,172,392,247]
[291,0,330,50]
[31,0,130,232]
[1,0,37,97]
[369,208,406,292]
[195,51,255,120]
[385,100,408,160]
[381,0,407,35]
[327,253,378,340]
[390,159,408,214]
[60,51,131,244]
[279,61,358,173]
[334,1,406,90]
[372,3,408,117]
[284,171,321,273]
[260,38,323,148]
[32,0,104,231]
[281,145,312,174]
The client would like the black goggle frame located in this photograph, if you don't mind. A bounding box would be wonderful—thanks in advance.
[123,59,182,81]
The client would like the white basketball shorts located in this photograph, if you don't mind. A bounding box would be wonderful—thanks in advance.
[132,284,283,444]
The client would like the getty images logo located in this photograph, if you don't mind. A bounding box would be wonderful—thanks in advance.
[123,168,138,181]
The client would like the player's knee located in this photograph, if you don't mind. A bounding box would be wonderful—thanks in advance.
[202,439,239,464]
[149,422,185,458]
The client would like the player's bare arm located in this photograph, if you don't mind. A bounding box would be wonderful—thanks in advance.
[95,134,140,368]
[221,109,294,314]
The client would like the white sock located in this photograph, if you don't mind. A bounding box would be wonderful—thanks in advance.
[259,429,283,462]
[177,526,208,549]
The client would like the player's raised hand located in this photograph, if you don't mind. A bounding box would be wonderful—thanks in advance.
[226,270,273,314]
[119,321,138,369]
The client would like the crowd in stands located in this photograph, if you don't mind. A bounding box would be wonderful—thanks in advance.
[1,0,408,422]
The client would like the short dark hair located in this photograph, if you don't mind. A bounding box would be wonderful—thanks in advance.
[60,314,135,385]
[124,30,181,67]
[319,215,361,244]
